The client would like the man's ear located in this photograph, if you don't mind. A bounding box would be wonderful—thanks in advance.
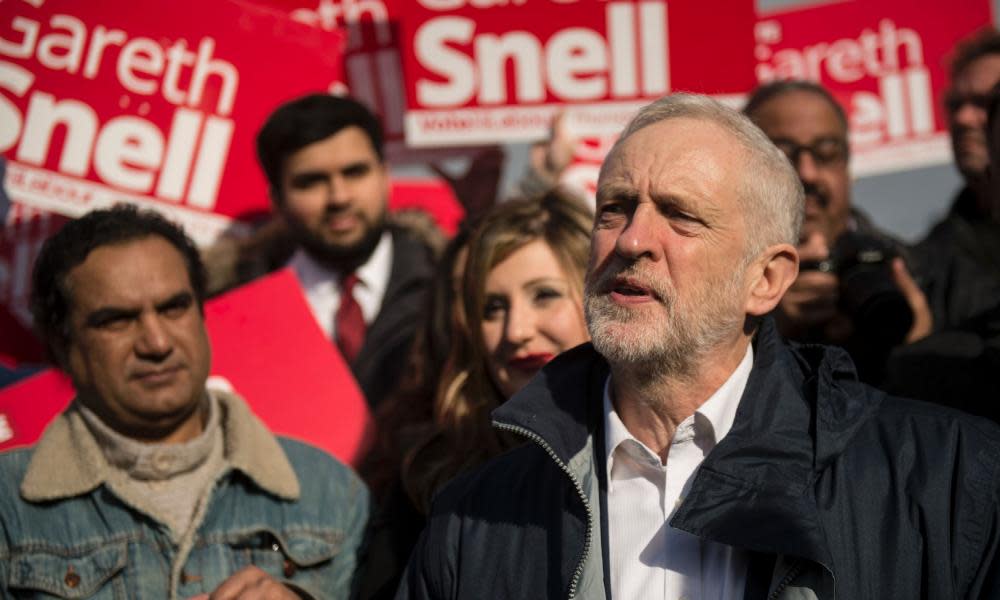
[745,243,799,316]
[268,186,283,209]
[48,331,72,374]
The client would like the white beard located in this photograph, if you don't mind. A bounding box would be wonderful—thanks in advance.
[584,259,745,379]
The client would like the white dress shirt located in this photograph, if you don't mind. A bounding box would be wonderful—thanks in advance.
[604,344,754,600]
[288,231,393,340]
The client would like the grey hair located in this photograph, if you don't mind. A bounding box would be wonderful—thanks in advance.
[605,93,804,256]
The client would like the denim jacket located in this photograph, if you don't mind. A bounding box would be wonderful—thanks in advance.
[0,390,368,599]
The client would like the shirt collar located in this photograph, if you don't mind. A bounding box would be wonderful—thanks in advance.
[355,231,393,319]
[289,232,392,287]
[604,343,754,472]
[77,391,221,480]
[288,231,393,323]
[20,388,300,502]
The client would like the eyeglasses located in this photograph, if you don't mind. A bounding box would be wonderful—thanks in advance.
[773,137,848,167]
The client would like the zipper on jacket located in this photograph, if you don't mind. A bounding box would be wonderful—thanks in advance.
[766,557,837,599]
[493,421,594,599]
[767,559,803,600]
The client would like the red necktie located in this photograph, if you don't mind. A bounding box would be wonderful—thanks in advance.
[335,273,365,363]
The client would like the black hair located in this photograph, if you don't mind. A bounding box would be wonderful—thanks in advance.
[951,28,1000,80]
[30,204,207,362]
[256,94,384,199]
[742,79,849,133]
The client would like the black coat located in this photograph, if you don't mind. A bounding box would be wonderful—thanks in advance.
[913,187,1000,332]
[351,229,434,410]
[888,187,1000,418]
[399,319,1000,599]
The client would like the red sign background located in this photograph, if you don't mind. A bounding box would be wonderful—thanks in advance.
[399,0,756,146]
[0,0,345,244]
[755,0,993,176]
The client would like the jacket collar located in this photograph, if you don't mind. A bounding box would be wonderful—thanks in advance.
[492,341,609,468]
[670,319,880,570]
[354,228,434,364]
[494,317,883,570]
[381,228,434,312]
[20,389,300,502]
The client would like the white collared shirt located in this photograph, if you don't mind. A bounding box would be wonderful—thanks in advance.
[288,231,393,340]
[604,344,753,600]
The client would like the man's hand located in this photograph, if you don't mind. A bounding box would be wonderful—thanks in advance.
[529,111,577,181]
[187,566,300,600]
[431,146,505,220]
[777,231,847,341]
[890,257,933,343]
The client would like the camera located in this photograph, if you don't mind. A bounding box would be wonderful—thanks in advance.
[801,231,914,347]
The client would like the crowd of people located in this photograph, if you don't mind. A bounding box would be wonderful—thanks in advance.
[1,25,1000,600]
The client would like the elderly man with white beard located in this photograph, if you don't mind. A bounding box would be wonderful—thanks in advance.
[397,94,1000,600]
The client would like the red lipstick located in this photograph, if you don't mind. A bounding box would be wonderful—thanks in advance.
[507,353,555,372]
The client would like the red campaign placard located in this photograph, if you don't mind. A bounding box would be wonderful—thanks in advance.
[755,0,993,177]
[389,176,463,236]
[264,0,409,156]
[0,202,64,366]
[0,269,373,467]
[0,0,345,246]
[559,134,617,207]
[399,0,756,147]
[262,0,488,164]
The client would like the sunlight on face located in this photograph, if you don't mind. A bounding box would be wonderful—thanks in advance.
[480,240,589,399]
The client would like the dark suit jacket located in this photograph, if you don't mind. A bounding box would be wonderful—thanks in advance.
[350,228,434,409]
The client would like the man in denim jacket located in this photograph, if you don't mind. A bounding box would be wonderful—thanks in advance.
[0,206,368,598]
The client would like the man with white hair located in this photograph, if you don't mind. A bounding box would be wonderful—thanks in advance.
[398,94,1000,599]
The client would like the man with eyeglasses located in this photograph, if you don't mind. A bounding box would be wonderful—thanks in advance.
[914,29,1000,332]
[743,80,933,384]
[874,38,1000,420]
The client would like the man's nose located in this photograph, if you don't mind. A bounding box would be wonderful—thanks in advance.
[326,175,352,206]
[135,314,172,358]
[953,101,987,128]
[615,204,661,261]
[794,150,821,184]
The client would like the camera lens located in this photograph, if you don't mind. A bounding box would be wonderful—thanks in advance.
[832,232,914,346]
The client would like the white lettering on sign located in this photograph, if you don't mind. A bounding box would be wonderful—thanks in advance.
[290,0,392,50]
[755,18,923,84]
[0,15,239,115]
[756,18,934,146]
[0,11,242,211]
[0,414,13,444]
[417,0,531,9]
[0,61,234,207]
[414,1,669,107]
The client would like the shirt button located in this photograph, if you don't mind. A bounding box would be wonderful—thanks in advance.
[283,559,297,578]
[64,568,80,588]
[153,453,172,473]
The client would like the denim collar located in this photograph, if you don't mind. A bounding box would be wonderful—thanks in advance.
[20,389,300,502]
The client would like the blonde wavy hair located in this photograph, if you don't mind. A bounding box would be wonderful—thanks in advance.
[402,188,593,512]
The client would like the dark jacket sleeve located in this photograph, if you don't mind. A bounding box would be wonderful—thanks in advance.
[968,521,1000,598]
[964,450,1000,598]
[394,476,471,600]
[394,523,453,599]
